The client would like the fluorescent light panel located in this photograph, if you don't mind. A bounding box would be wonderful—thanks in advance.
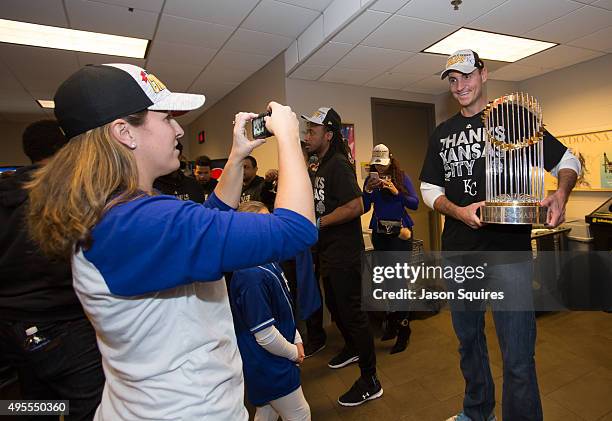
[424,28,557,62]
[0,19,148,58]
[37,100,55,109]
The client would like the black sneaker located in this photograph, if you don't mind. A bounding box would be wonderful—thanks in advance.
[328,349,359,369]
[338,375,383,406]
[304,342,326,358]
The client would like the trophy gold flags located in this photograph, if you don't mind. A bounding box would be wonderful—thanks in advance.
[480,92,547,225]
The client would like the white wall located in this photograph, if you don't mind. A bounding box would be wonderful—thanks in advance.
[186,54,286,173]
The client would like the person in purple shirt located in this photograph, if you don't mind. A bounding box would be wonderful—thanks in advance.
[363,143,418,354]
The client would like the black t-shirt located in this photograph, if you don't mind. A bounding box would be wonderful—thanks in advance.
[153,171,206,203]
[419,111,566,251]
[241,175,276,211]
[200,178,218,201]
[313,151,364,269]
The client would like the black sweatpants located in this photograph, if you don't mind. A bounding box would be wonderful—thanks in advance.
[322,264,376,377]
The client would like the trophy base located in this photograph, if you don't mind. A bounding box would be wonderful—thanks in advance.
[480,203,548,225]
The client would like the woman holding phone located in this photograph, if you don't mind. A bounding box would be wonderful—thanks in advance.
[363,144,418,354]
[26,63,316,420]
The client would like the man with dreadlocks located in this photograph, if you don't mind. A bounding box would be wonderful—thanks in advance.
[302,107,382,407]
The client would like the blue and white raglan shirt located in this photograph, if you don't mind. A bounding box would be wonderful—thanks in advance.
[70,192,317,421]
[229,262,300,406]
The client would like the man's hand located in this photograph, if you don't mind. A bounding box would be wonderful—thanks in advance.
[541,190,568,228]
[265,169,278,183]
[457,201,486,229]
[295,343,305,364]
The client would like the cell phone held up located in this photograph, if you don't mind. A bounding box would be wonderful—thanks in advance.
[251,111,273,139]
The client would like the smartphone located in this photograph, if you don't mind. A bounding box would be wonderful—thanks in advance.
[252,111,273,139]
[369,171,379,180]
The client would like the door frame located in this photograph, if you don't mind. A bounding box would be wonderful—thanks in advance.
[370,97,441,250]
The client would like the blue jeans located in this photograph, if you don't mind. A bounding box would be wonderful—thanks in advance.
[447,258,543,421]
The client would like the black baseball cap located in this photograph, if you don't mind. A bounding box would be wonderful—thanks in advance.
[301,107,341,131]
[54,63,205,139]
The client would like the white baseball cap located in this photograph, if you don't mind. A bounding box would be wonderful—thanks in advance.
[370,144,390,166]
[440,49,484,80]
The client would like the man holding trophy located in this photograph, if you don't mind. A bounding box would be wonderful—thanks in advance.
[419,50,580,421]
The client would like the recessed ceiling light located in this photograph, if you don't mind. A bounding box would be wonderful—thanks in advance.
[0,18,149,58]
[37,100,55,109]
[424,28,557,62]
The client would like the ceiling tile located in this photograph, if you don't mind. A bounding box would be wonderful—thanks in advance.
[146,60,203,91]
[277,0,334,11]
[488,62,549,81]
[364,72,424,89]
[0,0,68,27]
[224,28,293,56]
[88,0,164,13]
[304,42,353,66]
[163,0,258,27]
[392,52,448,75]
[289,64,330,80]
[362,15,458,52]
[592,0,612,9]
[518,44,605,69]
[568,26,612,52]
[297,15,324,60]
[333,10,391,44]
[156,14,234,49]
[189,74,238,99]
[211,49,273,72]
[524,5,612,43]
[470,0,583,35]
[396,0,507,26]
[197,65,254,85]
[402,75,448,94]
[147,41,217,68]
[77,53,145,67]
[242,0,320,38]
[0,45,80,93]
[336,45,413,72]
[319,66,381,85]
[368,0,410,13]
[324,0,361,37]
[65,0,158,38]
[0,62,26,94]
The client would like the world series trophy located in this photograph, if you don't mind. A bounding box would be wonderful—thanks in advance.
[480,92,548,225]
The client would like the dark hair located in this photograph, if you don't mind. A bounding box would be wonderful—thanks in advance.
[370,156,407,196]
[327,128,355,173]
[195,155,212,167]
[244,156,257,168]
[22,120,69,163]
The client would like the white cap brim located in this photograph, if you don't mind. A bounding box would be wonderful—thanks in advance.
[301,114,324,125]
[370,158,390,166]
[441,64,477,79]
[149,92,205,112]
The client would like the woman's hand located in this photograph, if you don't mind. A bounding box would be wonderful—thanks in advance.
[264,102,299,143]
[381,179,399,195]
[231,112,266,160]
